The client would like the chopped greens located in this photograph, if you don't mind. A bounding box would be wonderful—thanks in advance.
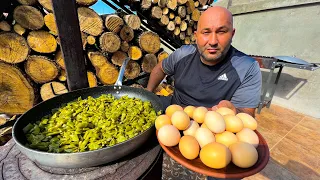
[24,94,160,153]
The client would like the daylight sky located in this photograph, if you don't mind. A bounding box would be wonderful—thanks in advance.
[91,0,116,15]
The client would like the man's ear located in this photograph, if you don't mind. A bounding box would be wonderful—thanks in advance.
[232,28,236,37]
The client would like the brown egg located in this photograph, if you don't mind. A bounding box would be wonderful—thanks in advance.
[155,114,171,130]
[216,107,235,116]
[229,142,258,168]
[215,131,238,148]
[223,114,244,133]
[236,128,259,148]
[193,106,208,123]
[204,111,225,134]
[200,142,231,169]
[179,135,200,160]
[236,113,258,130]
[158,125,181,147]
[183,120,199,137]
[171,110,190,130]
[184,105,196,118]
[166,104,183,117]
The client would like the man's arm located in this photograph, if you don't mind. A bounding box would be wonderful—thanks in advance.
[212,100,256,117]
[146,62,166,92]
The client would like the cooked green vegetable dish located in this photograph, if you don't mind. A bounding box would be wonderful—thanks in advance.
[23,94,159,153]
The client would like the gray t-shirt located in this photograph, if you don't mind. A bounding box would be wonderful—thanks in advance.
[162,45,262,108]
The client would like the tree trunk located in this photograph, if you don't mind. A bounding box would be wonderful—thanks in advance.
[125,60,141,79]
[142,54,157,73]
[27,30,57,53]
[104,14,124,33]
[123,14,141,30]
[99,32,121,53]
[0,62,34,114]
[40,81,68,101]
[0,33,30,64]
[128,46,143,60]
[157,51,169,62]
[44,13,58,36]
[25,55,60,84]
[78,7,103,36]
[139,31,161,54]
[120,25,134,42]
[111,51,128,66]
[13,5,44,30]
[151,6,162,19]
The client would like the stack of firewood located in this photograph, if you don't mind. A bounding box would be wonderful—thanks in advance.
[0,0,169,115]
[126,0,213,44]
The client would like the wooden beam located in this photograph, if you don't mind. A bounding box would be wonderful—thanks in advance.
[52,0,89,91]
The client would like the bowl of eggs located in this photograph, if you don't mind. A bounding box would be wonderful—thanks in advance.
[156,105,270,179]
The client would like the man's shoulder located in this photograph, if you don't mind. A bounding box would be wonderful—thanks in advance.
[175,45,197,57]
[231,47,256,64]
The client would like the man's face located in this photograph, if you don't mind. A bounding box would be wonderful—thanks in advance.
[195,10,235,65]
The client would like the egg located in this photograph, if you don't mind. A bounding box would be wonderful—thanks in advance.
[158,125,181,147]
[193,106,208,123]
[195,127,215,148]
[184,105,196,118]
[201,123,208,129]
[236,128,259,148]
[204,111,225,134]
[166,104,183,117]
[223,115,244,133]
[215,131,238,148]
[216,107,236,116]
[171,110,190,130]
[229,142,258,168]
[183,120,199,137]
[200,142,231,169]
[236,113,258,130]
[155,114,171,130]
[179,135,200,160]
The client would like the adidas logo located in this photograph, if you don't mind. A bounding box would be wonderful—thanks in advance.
[217,73,228,81]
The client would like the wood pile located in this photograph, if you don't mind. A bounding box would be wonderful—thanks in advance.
[0,0,168,115]
[126,0,214,45]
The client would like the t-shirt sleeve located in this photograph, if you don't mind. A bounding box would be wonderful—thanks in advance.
[231,61,262,108]
[162,45,195,76]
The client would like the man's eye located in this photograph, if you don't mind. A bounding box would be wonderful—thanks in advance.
[203,31,210,34]
[218,30,227,34]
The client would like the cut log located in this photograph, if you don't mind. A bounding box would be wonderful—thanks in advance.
[123,14,141,30]
[187,26,193,36]
[179,31,186,40]
[158,0,167,8]
[87,71,97,87]
[76,0,98,6]
[177,0,188,5]
[128,46,142,60]
[78,7,103,36]
[0,21,11,31]
[0,62,34,114]
[167,21,175,31]
[186,0,195,13]
[198,0,208,6]
[162,7,169,15]
[194,1,199,7]
[125,60,141,79]
[111,51,128,66]
[27,30,57,53]
[192,9,201,21]
[120,41,130,52]
[87,35,96,45]
[99,32,121,53]
[152,0,159,4]
[120,25,134,42]
[157,51,169,62]
[190,33,196,42]
[184,36,191,44]
[38,0,53,12]
[174,27,180,36]
[142,54,157,73]
[141,0,152,9]
[167,0,177,10]
[13,24,26,35]
[58,70,67,81]
[13,5,44,30]
[180,20,187,31]
[0,33,30,64]
[88,51,119,85]
[40,82,68,101]
[25,55,59,83]
[169,12,175,20]
[177,6,186,18]
[44,13,58,36]
[151,6,162,19]
[139,31,161,54]
[159,15,169,26]
[17,0,37,5]
[55,49,65,69]
[105,15,123,33]
[174,16,181,25]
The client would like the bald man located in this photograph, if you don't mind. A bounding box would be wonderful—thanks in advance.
[147,6,261,117]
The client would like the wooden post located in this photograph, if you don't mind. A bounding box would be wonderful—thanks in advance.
[52,0,89,91]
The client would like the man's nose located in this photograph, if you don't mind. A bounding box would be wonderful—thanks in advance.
[208,33,218,45]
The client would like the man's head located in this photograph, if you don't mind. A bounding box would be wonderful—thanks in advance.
[195,6,235,66]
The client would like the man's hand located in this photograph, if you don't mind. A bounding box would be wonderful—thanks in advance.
[211,100,256,117]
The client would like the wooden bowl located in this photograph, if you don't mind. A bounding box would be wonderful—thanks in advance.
[156,130,270,179]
